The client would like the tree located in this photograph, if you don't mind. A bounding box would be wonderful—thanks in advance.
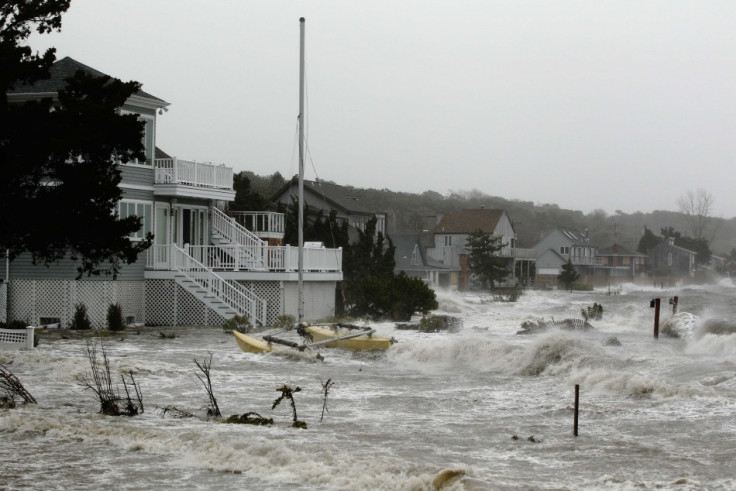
[465,228,509,289]
[342,216,395,280]
[677,189,714,240]
[230,172,266,211]
[1,1,152,278]
[279,200,349,250]
[637,226,661,254]
[341,216,437,320]
[558,259,580,292]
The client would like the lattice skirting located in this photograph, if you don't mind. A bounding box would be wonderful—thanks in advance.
[7,279,337,328]
[145,280,287,327]
[7,280,145,329]
[145,279,228,327]
[0,283,7,324]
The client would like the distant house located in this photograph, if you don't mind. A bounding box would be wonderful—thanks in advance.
[425,209,516,290]
[533,227,600,286]
[596,243,647,282]
[392,234,454,288]
[271,177,386,238]
[647,237,696,279]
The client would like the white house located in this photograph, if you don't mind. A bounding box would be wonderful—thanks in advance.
[4,57,341,328]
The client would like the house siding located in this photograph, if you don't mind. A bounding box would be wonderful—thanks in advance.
[8,252,146,281]
[120,164,155,190]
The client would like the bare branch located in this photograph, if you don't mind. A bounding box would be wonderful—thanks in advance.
[194,354,221,418]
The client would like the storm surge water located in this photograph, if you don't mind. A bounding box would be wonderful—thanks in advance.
[2,284,736,490]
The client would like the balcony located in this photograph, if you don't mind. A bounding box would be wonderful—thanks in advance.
[229,211,285,242]
[153,158,235,201]
[570,256,602,266]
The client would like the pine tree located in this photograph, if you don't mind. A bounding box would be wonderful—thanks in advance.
[465,228,509,289]
[558,259,580,292]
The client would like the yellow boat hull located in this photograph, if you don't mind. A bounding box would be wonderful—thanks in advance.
[304,325,393,351]
[233,331,322,360]
[233,330,273,354]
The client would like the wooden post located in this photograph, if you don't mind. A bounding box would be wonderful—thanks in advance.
[671,296,679,314]
[650,298,661,340]
[573,384,579,436]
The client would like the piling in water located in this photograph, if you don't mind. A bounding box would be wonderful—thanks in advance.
[573,384,579,436]
[670,296,679,314]
[650,298,661,340]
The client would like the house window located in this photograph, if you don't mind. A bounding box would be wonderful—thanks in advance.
[667,252,673,267]
[444,235,453,247]
[560,246,570,255]
[119,200,153,240]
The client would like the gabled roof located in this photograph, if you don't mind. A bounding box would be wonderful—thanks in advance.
[649,240,697,256]
[272,177,383,216]
[392,234,453,272]
[9,56,168,107]
[537,248,568,266]
[597,244,646,257]
[432,209,506,234]
[554,227,592,245]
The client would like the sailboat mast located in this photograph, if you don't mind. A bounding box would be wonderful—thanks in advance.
[297,17,305,322]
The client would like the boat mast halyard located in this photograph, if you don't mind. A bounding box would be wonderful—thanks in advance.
[297,17,305,323]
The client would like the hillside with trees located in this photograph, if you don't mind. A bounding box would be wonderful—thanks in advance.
[237,171,736,257]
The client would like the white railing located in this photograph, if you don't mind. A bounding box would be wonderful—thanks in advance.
[571,256,602,266]
[182,244,342,272]
[229,280,267,326]
[515,248,538,259]
[154,158,233,190]
[278,245,343,272]
[168,245,266,326]
[0,326,35,349]
[147,244,342,273]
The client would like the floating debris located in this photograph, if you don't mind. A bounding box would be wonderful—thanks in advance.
[396,315,462,333]
[517,317,592,335]
[603,337,622,346]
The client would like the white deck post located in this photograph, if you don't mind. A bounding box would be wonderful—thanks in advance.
[25,326,35,349]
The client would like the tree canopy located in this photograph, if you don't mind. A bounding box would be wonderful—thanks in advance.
[1,1,152,278]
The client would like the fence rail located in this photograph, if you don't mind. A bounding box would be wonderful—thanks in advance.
[0,327,35,349]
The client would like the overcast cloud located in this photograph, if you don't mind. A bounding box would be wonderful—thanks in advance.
[28,1,736,217]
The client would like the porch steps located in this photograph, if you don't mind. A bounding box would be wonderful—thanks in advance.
[173,275,240,319]
[210,231,268,271]
[210,207,267,270]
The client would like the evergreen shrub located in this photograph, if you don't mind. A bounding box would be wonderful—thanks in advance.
[107,303,125,331]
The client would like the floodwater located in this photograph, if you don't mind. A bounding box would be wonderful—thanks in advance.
[2,282,735,490]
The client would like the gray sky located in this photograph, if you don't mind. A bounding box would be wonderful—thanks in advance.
[29,1,736,217]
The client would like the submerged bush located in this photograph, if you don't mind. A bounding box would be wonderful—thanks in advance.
[70,303,92,330]
[222,314,252,333]
[106,303,125,332]
[273,315,295,331]
[0,320,27,330]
